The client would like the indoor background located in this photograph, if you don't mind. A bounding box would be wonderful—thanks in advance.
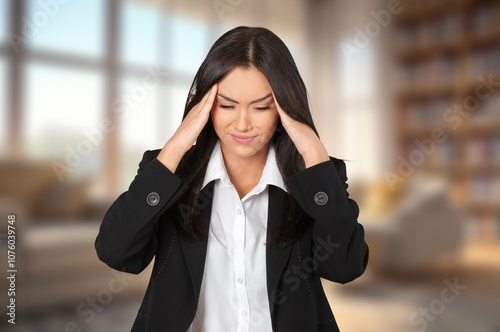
[0,0,499,331]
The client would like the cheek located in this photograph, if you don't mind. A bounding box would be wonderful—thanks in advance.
[257,112,279,135]
[211,108,229,131]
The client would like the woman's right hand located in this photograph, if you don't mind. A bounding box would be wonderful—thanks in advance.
[157,84,218,172]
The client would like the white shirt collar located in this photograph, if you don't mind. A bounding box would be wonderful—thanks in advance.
[200,140,287,195]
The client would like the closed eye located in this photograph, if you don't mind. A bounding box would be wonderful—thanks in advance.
[218,104,235,109]
[255,105,271,111]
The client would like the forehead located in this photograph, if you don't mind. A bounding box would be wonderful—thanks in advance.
[217,66,272,100]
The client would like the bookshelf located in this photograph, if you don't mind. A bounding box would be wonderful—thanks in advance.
[395,0,500,239]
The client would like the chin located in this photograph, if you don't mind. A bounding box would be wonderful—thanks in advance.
[228,145,261,158]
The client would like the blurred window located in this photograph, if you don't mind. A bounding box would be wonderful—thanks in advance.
[340,46,375,101]
[169,16,208,74]
[0,0,7,44]
[117,10,211,189]
[120,2,162,66]
[117,76,160,189]
[338,45,378,180]
[116,76,192,191]
[0,61,6,157]
[26,0,104,58]
[164,82,191,137]
[24,63,104,175]
[119,77,159,153]
[0,0,6,156]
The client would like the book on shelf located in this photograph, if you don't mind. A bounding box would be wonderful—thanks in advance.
[469,47,500,76]
[396,0,500,232]
[471,2,500,36]
[492,136,500,164]
[469,175,500,205]
[470,93,500,125]
[465,136,489,167]
[401,97,454,129]
[400,55,457,88]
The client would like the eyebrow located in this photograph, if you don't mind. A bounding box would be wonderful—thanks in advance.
[217,93,273,104]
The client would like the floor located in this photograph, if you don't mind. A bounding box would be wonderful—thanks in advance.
[1,299,140,332]
[326,279,500,332]
[3,279,500,332]
[3,240,500,332]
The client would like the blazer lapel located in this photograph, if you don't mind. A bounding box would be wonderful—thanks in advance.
[178,182,214,296]
[266,185,294,315]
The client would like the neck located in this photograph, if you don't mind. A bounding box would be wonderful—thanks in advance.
[221,144,270,198]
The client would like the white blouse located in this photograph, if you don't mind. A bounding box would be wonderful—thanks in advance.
[187,140,286,332]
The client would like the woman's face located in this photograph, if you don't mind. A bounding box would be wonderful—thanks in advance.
[211,66,279,162]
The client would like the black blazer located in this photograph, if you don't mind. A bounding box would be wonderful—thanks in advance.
[95,149,369,332]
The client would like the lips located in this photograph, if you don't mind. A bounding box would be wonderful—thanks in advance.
[230,134,257,144]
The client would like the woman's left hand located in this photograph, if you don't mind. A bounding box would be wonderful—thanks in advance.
[273,93,330,168]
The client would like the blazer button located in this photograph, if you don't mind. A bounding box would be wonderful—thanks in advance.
[147,192,160,206]
[314,191,328,205]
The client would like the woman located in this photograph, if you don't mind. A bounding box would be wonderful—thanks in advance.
[95,26,368,332]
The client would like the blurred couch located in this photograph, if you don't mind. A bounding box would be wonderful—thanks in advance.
[362,175,467,277]
[0,160,150,312]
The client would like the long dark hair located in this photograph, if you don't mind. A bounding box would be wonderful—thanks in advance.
[173,26,320,247]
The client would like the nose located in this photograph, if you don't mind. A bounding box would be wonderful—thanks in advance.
[234,108,252,132]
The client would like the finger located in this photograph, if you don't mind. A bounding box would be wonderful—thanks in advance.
[195,88,211,112]
[200,84,218,113]
[205,84,218,111]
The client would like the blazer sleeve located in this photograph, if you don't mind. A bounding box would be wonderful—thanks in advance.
[95,150,188,274]
[286,157,369,284]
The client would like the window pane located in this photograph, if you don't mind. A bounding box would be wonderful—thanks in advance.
[169,17,209,74]
[0,0,8,44]
[120,1,162,66]
[117,78,191,191]
[118,76,160,190]
[26,0,104,58]
[339,43,375,100]
[162,83,189,140]
[0,60,6,157]
[25,64,104,176]
[342,107,379,181]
